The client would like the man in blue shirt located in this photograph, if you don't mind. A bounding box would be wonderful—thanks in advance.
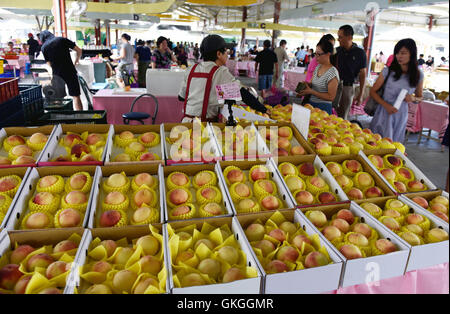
[296,45,307,67]
[134,39,152,87]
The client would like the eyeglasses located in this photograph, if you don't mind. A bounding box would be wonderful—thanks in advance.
[316,52,326,57]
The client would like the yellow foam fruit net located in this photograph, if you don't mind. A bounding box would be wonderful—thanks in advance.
[0,175,22,197]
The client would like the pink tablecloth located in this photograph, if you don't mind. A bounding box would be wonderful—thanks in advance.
[226,60,238,76]
[283,70,307,92]
[417,101,449,138]
[225,60,257,78]
[332,262,448,294]
[93,88,184,125]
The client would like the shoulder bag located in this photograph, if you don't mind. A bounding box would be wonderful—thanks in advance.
[364,68,391,116]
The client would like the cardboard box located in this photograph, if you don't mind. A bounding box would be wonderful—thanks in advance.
[162,163,233,222]
[0,125,56,169]
[163,122,221,165]
[236,209,344,293]
[352,195,449,273]
[87,164,164,228]
[360,148,438,194]
[0,227,85,294]
[218,159,296,215]
[271,155,349,208]
[210,122,271,161]
[400,190,449,225]
[65,224,169,294]
[0,167,32,230]
[298,202,410,287]
[320,152,396,201]
[5,166,99,231]
[104,124,165,166]
[38,124,113,167]
[165,216,263,294]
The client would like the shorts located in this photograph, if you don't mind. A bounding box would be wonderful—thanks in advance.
[258,74,273,91]
[57,72,81,97]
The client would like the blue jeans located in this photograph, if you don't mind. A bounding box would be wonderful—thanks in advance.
[310,101,332,115]
[258,74,273,90]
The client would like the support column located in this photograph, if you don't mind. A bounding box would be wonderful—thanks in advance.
[241,6,247,53]
[272,0,281,48]
[105,20,111,47]
[428,15,433,31]
[94,19,101,46]
[115,20,119,45]
[363,8,378,74]
[52,0,67,38]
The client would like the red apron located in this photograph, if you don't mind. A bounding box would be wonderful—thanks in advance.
[182,63,220,122]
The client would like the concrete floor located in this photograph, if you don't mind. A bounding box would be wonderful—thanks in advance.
[238,75,449,190]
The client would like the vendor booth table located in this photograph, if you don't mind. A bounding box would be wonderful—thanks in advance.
[283,68,307,92]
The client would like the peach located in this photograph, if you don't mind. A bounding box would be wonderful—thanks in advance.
[25,212,50,229]
[57,208,81,227]
[139,255,161,275]
[140,132,156,144]
[99,210,122,227]
[309,176,327,189]
[307,211,327,228]
[113,270,138,293]
[114,247,134,265]
[318,192,337,203]
[38,287,62,294]
[336,174,352,187]
[0,156,11,165]
[171,205,191,217]
[218,246,239,265]
[197,258,221,279]
[266,260,288,273]
[181,273,206,287]
[360,203,382,216]
[352,223,372,238]
[46,261,70,279]
[175,251,198,267]
[106,173,127,188]
[345,160,362,174]
[0,264,23,290]
[387,155,402,167]
[304,251,329,268]
[5,135,26,146]
[268,229,286,242]
[222,267,245,283]
[280,221,297,235]
[278,126,292,138]
[365,186,384,198]
[279,163,297,177]
[331,218,350,234]
[257,180,275,194]
[128,142,146,153]
[299,162,315,176]
[54,156,72,162]
[203,203,223,215]
[86,284,112,294]
[356,172,373,188]
[13,155,35,165]
[380,168,396,181]
[193,172,214,187]
[63,133,82,146]
[104,191,126,205]
[429,202,447,214]
[13,275,32,294]
[294,190,314,205]
[336,209,355,225]
[10,245,35,265]
[404,224,424,236]
[234,183,251,197]
[427,228,449,242]
[114,153,132,162]
[327,162,342,176]
[398,167,413,180]
[119,131,134,140]
[69,174,88,191]
[133,277,159,294]
[347,188,364,200]
[254,240,275,256]
[38,175,58,189]
[11,145,33,157]
[291,235,312,251]
[375,239,397,254]
[71,143,90,158]
[339,244,363,260]
[134,173,155,188]
[86,133,103,145]
[137,235,159,256]
[91,261,112,274]
[250,167,268,182]
[32,191,55,205]
[401,232,421,246]
[99,240,117,257]
[27,253,54,272]
[347,233,369,247]
[260,195,281,211]
[65,191,87,205]
[369,155,384,168]
[276,246,299,263]
[245,223,266,242]
[322,226,342,241]
[405,213,424,225]
[168,188,189,206]
[226,169,244,184]
[393,181,408,193]
[194,239,215,251]
[285,176,304,191]
[278,138,291,151]
[291,146,306,155]
[432,211,449,223]
[133,188,155,207]
[54,240,78,253]
[140,152,158,161]
[381,217,401,232]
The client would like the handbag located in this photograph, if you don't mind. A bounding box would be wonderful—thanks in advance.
[364,68,391,116]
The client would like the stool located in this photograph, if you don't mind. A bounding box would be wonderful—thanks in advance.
[123,93,159,125]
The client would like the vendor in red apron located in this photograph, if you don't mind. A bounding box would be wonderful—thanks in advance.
[179,35,269,123]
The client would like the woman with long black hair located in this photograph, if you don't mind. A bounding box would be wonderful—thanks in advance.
[369,38,423,142]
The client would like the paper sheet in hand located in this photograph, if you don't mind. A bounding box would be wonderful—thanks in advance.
[394,89,408,110]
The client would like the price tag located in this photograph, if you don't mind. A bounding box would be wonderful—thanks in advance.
[292,103,310,139]
[215,82,242,104]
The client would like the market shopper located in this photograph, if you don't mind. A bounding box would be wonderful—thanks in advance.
[255,40,278,98]
[178,34,267,123]
[27,33,40,62]
[134,39,152,88]
[369,38,423,143]
[273,40,289,88]
[306,34,335,82]
[418,54,426,66]
[296,45,307,67]
[113,33,135,89]
[335,24,367,120]
[40,30,83,111]
[177,46,188,67]
[151,36,177,69]
[297,39,339,115]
